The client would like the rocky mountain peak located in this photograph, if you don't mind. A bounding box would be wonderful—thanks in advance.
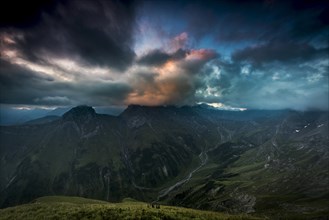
[62,105,96,121]
[121,105,146,117]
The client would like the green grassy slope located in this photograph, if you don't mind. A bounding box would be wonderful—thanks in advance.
[0,196,260,220]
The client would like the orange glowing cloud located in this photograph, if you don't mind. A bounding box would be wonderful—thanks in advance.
[126,75,192,106]
[186,49,218,61]
[154,60,181,78]
[125,47,217,106]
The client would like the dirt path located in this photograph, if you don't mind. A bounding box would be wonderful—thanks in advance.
[155,150,208,202]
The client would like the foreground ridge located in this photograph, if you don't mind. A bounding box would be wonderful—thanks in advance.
[0,196,259,220]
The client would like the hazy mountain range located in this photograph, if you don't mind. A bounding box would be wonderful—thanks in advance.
[0,105,125,125]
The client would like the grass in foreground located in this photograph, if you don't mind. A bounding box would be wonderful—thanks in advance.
[0,196,261,220]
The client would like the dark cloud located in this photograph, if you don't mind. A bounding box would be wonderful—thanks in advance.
[34,96,71,105]
[0,0,60,28]
[137,49,188,66]
[181,1,270,42]
[88,81,132,104]
[0,60,54,87]
[180,49,219,75]
[137,49,171,66]
[135,72,159,84]
[0,60,133,106]
[3,0,137,71]
[232,41,327,65]
[180,0,329,44]
[0,59,61,105]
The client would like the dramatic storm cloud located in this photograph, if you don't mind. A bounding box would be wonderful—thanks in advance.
[0,0,328,111]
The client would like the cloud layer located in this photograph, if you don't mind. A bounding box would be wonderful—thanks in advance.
[0,0,328,110]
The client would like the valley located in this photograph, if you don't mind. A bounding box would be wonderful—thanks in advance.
[156,150,209,202]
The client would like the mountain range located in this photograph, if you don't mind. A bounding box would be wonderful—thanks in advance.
[0,105,328,218]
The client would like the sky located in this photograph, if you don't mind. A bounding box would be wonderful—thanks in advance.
[0,0,328,116]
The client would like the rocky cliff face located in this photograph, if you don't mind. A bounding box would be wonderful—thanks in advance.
[0,105,328,216]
